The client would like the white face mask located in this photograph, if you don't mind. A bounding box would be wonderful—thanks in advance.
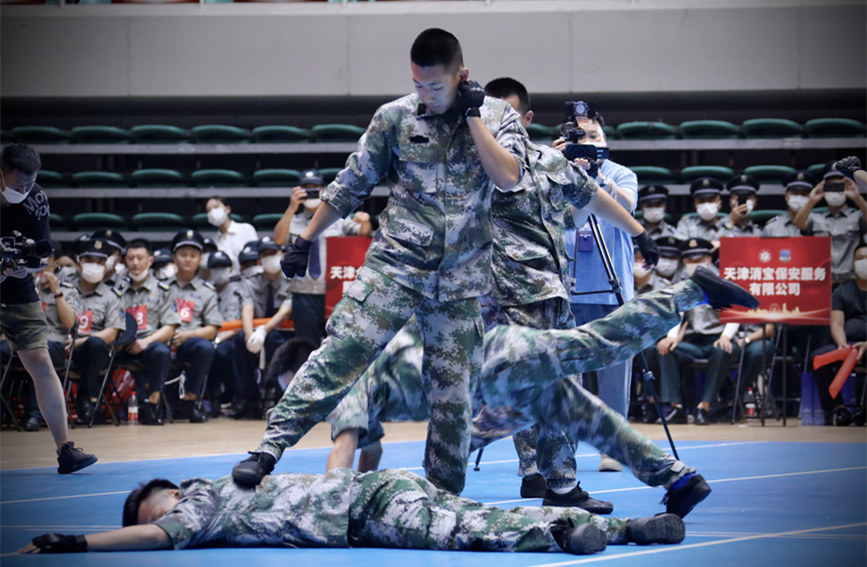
[129,269,150,283]
[683,262,702,276]
[207,206,228,227]
[787,195,809,212]
[744,200,755,214]
[210,267,231,286]
[855,258,867,280]
[200,252,210,268]
[825,192,847,208]
[156,264,177,281]
[696,202,720,222]
[105,254,118,272]
[1,185,30,204]
[261,255,282,275]
[633,262,651,279]
[642,206,665,224]
[81,263,106,284]
[655,258,679,279]
[243,265,263,278]
[304,199,322,211]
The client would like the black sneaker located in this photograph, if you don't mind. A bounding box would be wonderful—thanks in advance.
[520,473,548,498]
[694,407,711,425]
[659,405,688,425]
[560,523,608,555]
[232,452,276,487]
[187,400,209,424]
[690,266,759,310]
[23,416,41,432]
[832,407,854,426]
[543,484,614,514]
[662,474,711,518]
[626,513,685,545]
[57,441,97,474]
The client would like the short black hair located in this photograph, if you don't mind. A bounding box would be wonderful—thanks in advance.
[410,28,463,69]
[484,77,531,115]
[208,195,227,207]
[125,238,153,255]
[265,338,317,387]
[1,144,42,175]
[122,478,178,527]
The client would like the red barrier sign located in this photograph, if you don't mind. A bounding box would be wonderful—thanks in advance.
[325,236,371,319]
[719,236,832,324]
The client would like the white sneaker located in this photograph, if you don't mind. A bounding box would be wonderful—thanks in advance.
[599,453,623,472]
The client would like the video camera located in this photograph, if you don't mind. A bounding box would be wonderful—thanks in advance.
[560,101,609,179]
[1,231,53,271]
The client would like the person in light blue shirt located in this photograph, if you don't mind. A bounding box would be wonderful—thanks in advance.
[555,105,638,473]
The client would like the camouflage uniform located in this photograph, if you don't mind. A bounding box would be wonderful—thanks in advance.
[257,93,527,494]
[155,468,635,552]
[330,282,704,492]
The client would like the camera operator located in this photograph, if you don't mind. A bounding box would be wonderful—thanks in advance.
[0,144,97,473]
[553,103,640,472]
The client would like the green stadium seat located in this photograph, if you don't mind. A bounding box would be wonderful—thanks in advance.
[741,118,803,138]
[680,166,735,183]
[0,130,11,144]
[191,169,246,188]
[603,125,617,139]
[10,126,71,144]
[679,120,740,139]
[251,126,312,143]
[132,212,186,231]
[804,118,866,138]
[525,124,554,140]
[70,125,131,144]
[49,213,68,229]
[807,163,827,178]
[615,121,678,140]
[252,213,285,230]
[631,166,676,185]
[72,171,127,188]
[131,169,187,188]
[743,165,797,184]
[73,212,126,230]
[253,169,300,187]
[320,168,342,183]
[36,170,68,189]
[311,124,366,142]
[130,125,190,144]
[750,209,787,227]
[190,125,251,144]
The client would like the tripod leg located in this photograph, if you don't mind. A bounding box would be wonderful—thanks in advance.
[473,448,483,471]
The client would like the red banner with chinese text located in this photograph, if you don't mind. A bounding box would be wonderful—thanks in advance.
[719,236,831,324]
[325,236,371,319]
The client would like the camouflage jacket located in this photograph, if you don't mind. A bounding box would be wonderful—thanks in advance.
[321,93,527,302]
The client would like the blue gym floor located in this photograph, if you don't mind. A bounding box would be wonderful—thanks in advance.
[1,438,865,566]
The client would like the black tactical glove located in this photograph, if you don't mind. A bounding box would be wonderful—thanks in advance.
[834,156,862,180]
[454,80,485,118]
[633,231,660,268]
[31,533,88,553]
[280,236,313,278]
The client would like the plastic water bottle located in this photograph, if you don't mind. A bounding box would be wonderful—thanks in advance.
[128,392,139,426]
[744,387,756,417]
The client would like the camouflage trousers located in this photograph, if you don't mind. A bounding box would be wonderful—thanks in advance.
[259,267,482,495]
[472,280,706,488]
[483,296,579,488]
[347,468,630,552]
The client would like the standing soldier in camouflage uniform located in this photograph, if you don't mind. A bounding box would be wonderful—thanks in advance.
[233,28,528,495]
[323,269,757,519]
[21,470,688,557]
[68,238,126,425]
[116,239,180,425]
[166,230,222,423]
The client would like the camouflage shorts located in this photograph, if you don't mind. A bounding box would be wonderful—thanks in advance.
[0,301,48,352]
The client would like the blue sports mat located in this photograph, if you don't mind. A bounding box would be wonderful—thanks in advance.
[2,439,865,566]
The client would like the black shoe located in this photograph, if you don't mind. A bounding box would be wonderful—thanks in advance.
[626,513,686,545]
[641,402,660,424]
[140,401,164,426]
[852,406,866,427]
[560,523,608,555]
[520,473,548,498]
[543,484,614,514]
[57,441,97,474]
[187,400,209,423]
[75,398,96,426]
[694,407,711,425]
[23,416,41,431]
[663,474,711,518]
[232,452,276,487]
[832,406,853,426]
[659,406,688,425]
[690,266,760,310]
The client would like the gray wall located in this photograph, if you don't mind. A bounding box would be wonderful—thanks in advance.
[1,0,865,99]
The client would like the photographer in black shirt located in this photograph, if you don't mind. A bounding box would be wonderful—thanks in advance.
[1,144,97,473]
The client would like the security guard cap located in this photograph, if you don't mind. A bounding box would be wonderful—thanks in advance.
[171,229,205,252]
[689,177,724,197]
[638,185,669,204]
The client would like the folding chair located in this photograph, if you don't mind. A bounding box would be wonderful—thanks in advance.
[90,311,137,427]
[0,351,25,431]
